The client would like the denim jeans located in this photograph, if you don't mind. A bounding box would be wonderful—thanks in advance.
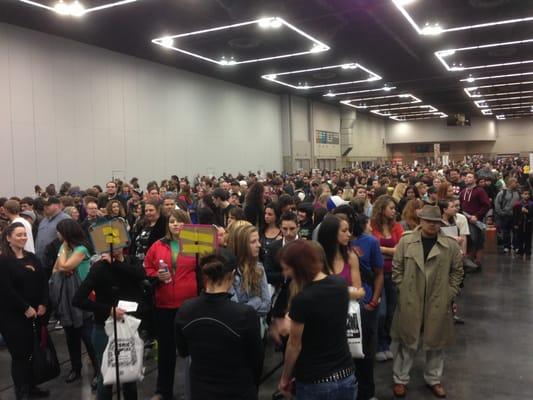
[498,214,514,249]
[378,273,396,352]
[92,324,137,400]
[296,374,357,400]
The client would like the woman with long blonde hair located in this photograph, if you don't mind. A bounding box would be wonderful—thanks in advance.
[229,225,271,317]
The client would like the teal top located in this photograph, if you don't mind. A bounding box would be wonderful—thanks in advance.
[62,244,91,281]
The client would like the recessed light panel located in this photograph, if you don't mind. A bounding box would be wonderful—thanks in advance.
[436,39,533,71]
[340,94,421,109]
[261,63,381,90]
[152,17,330,66]
[392,0,533,36]
[18,0,138,16]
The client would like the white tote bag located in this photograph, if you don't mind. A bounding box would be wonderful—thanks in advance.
[347,300,364,359]
[101,315,145,385]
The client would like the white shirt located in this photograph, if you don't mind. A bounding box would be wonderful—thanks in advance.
[13,216,35,253]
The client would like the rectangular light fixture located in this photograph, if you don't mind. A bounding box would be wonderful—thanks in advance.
[18,0,138,16]
[460,71,533,83]
[391,0,533,36]
[261,63,382,90]
[340,94,422,109]
[390,112,447,121]
[435,39,533,72]
[152,17,330,66]
[323,86,396,97]
[474,95,533,108]
[370,104,438,117]
[489,104,533,112]
[464,81,533,98]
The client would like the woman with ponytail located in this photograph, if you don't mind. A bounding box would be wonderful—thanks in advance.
[175,253,263,400]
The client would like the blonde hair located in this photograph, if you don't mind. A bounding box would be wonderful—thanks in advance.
[225,220,252,249]
[229,225,263,296]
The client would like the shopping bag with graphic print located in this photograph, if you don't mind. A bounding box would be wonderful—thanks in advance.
[101,315,144,384]
[347,300,364,359]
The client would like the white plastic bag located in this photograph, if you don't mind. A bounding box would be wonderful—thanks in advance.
[347,300,364,359]
[101,315,144,385]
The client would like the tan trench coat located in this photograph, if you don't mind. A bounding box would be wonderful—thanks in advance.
[391,229,464,350]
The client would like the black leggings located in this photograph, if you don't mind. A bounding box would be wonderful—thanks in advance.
[63,319,98,374]
[154,308,179,400]
[0,315,37,390]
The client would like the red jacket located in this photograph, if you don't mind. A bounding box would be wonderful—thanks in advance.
[144,239,198,309]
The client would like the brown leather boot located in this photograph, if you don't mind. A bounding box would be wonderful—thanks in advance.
[393,383,407,397]
[427,383,447,398]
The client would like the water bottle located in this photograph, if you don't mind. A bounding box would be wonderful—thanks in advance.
[158,259,172,284]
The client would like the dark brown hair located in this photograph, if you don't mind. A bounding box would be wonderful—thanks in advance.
[279,239,323,288]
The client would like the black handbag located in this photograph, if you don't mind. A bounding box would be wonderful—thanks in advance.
[31,320,61,385]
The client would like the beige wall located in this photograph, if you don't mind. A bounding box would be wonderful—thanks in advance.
[386,117,498,144]
[386,118,533,161]
[0,23,283,196]
[346,112,388,161]
[313,102,341,159]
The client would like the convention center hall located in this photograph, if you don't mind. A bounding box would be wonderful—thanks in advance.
[1,1,532,399]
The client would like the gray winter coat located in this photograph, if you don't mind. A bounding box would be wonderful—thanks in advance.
[49,271,91,328]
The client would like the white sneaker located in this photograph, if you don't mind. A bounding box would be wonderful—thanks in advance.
[504,248,510,253]
[386,350,394,360]
[375,351,388,362]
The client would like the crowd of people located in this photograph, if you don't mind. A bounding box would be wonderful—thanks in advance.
[0,155,532,400]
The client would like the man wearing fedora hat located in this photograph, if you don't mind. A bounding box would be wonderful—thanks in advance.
[390,205,464,399]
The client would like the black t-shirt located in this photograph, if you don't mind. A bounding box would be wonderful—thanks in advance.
[289,275,352,382]
[422,235,438,262]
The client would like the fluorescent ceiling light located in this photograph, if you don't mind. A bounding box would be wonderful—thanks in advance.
[371,105,438,116]
[489,104,533,112]
[474,95,533,108]
[340,94,422,109]
[481,109,493,115]
[496,115,506,120]
[18,0,138,15]
[435,39,533,72]
[460,71,533,83]
[261,63,382,90]
[464,81,533,98]
[152,17,330,66]
[390,113,447,121]
[392,0,533,36]
[323,87,397,98]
